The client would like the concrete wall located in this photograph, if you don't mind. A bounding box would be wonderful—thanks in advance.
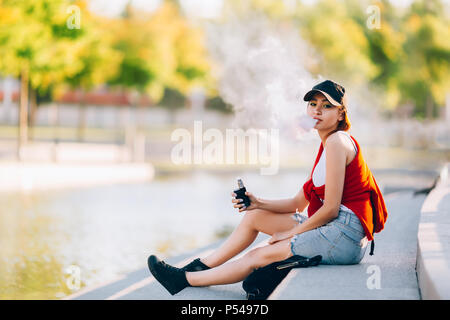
[416,163,450,299]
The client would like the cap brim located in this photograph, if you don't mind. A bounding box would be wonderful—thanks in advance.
[303,89,341,107]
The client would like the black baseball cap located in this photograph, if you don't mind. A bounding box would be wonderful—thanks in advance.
[303,80,346,106]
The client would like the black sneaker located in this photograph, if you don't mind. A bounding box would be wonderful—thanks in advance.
[182,258,211,272]
[147,255,190,295]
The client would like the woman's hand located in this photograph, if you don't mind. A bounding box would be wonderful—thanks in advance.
[268,230,294,245]
[231,191,261,212]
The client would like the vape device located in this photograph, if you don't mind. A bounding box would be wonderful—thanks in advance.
[233,178,251,208]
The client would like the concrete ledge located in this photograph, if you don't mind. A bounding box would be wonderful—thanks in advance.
[416,163,450,300]
[270,190,425,300]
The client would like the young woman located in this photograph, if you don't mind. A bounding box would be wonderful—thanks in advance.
[147,80,388,296]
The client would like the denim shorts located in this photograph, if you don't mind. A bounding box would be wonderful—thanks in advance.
[290,209,368,265]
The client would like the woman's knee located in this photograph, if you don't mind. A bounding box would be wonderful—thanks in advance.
[241,210,298,240]
[244,247,265,268]
[241,209,263,229]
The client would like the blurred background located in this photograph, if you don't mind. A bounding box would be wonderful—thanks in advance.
[0,0,449,299]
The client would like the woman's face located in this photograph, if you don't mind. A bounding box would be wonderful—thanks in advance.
[306,92,343,131]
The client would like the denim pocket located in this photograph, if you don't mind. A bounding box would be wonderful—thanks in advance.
[348,217,366,234]
[341,231,364,247]
[335,212,366,238]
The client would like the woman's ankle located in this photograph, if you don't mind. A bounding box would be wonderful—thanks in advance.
[201,257,225,269]
[185,271,204,287]
[185,271,193,286]
[199,258,212,268]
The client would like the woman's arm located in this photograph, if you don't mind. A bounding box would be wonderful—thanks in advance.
[233,188,310,214]
[258,188,310,213]
[269,134,347,243]
[292,134,347,233]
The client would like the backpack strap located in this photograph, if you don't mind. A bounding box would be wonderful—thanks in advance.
[369,196,376,256]
[276,255,322,270]
[369,239,375,256]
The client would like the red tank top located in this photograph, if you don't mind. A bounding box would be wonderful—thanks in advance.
[302,134,388,242]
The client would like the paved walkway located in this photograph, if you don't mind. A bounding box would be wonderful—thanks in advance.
[65,189,427,300]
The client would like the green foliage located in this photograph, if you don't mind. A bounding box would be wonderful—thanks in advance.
[0,0,121,99]
[298,0,378,83]
[176,66,206,81]
[159,87,186,110]
[103,1,214,104]
[205,96,233,114]
[0,0,448,118]
[398,0,450,116]
[107,56,155,91]
[253,0,450,118]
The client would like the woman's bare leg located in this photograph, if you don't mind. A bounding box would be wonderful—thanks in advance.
[187,238,293,286]
[200,209,297,268]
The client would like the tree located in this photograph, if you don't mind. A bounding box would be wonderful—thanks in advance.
[0,0,111,157]
[397,0,450,118]
[106,3,155,95]
[249,0,450,119]
[61,2,122,141]
[105,0,215,121]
